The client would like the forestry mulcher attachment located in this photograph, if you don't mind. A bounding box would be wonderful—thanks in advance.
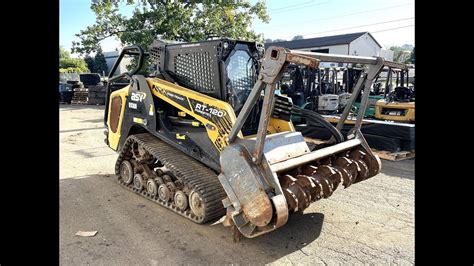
[104,39,384,239]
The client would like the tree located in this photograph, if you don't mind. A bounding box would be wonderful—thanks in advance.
[401,44,413,51]
[389,46,412,63]
[72,1,270,55]
[60,47,70,59]
[59,47,89,73]
[407,47,415,64]
[84,55,96,73]
[292,35,304,40]
[94,47,109,75]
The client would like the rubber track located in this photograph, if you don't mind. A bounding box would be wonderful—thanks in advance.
[115,133,226,223]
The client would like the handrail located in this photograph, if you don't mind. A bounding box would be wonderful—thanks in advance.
[107,45,145,80]
[104,45,145,127]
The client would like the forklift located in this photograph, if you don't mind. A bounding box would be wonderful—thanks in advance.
[374,66,415,122]
[302,67,339,114]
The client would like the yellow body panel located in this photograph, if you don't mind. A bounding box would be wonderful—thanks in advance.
[375,100,415,122]
[106,77,297,152]
[146,78,296,150]
[107,85,130,150]
[147,78,240,151]
[268,117,295,134]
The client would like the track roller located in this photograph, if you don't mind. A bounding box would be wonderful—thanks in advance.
[189,190,205,218]
[147,179,158,197]
[174,191,188,211]
[120,161,134,185]
[158,184,171,202]
[133,173,144,191]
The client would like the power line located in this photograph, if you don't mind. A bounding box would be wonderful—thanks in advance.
[267,0,315,12]
[268,1,330,14]
[371,24,414,33]
[260,3,414,28]
[279,17,414,39]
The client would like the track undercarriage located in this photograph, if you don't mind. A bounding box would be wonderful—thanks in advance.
[116,133,226,223]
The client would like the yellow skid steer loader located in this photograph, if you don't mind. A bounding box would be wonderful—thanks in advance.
[104,39,384,239]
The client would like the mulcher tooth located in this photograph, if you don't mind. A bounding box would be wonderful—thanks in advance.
[283,183,308,213]
[295,174,317,203]
[349,150,370,182]
[292,182,310,212]
[282,188,298,212]
[333,157,358,188]
[300,164,318,176]
[316,165,342,191]
[309,177,324,201]
[311,173,333,198]
[280,174,300,212]
[280,174,298,187]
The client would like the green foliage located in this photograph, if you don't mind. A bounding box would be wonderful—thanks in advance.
[72,0,270,55]
[292,35,304,40]
[59,67,87,73]
[265,38,286,43]
[84,55,96,72]
[59,47,89,73]
[407,47,415,64]
[60,46,70,59]
[389,45,413,63]
[94,47,109,75]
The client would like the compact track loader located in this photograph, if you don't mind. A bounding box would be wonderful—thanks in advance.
[104,39,385,239]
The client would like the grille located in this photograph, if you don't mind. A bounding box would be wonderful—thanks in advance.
[150,46,160,62]
[174,52,216,92]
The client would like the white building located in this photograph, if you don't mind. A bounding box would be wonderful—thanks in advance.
[266,32,394,67]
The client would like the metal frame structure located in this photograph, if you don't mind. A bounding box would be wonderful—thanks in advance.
[227,47,319,164]
[104,45,147,128]
[227,47,407,166]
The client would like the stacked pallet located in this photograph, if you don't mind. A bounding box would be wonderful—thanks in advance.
[71,85,106,105]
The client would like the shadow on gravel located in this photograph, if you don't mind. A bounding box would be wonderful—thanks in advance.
[242,212,325,258]
[380,159,414,180]
[60,127,104,133]
[59,104,104,110]
[80,118,104,123]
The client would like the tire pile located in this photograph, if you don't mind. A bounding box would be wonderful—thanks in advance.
[70,74,106,105]
[59,83,74,104]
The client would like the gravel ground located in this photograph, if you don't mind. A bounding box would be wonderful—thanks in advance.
[60,104,414,265]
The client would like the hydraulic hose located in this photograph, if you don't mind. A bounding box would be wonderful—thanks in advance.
[291,105,344,143]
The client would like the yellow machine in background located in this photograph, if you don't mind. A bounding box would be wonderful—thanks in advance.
[374,66,415,123]
[375,100,415,122]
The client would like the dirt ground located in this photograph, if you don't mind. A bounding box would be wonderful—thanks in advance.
[60,104,414,265]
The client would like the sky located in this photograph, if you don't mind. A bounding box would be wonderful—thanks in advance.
[60,0,414,58]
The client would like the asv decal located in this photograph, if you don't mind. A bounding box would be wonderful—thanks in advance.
[130,92,146,102]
